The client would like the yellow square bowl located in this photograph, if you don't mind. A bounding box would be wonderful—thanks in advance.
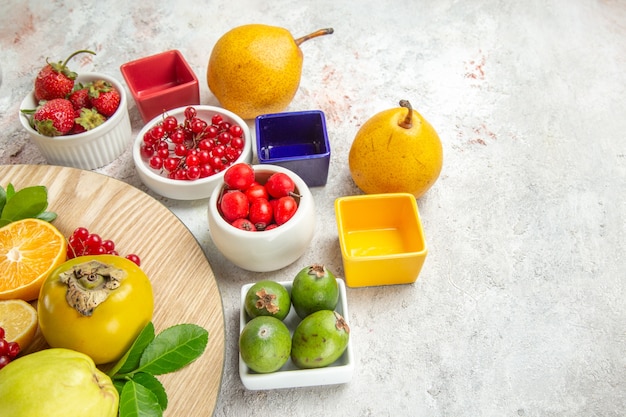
[334,193,428,287]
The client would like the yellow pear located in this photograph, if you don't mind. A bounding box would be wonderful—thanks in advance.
[207,24,333,119]
[349,100,443,198]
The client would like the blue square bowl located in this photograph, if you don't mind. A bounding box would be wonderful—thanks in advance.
[255,111,331,187]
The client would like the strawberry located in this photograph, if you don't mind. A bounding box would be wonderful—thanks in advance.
[89,80,121,117]
[68,83,92,110]
[31,98,76,136]
[34,50,95,101]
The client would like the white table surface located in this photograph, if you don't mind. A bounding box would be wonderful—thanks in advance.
[1,1,626,416]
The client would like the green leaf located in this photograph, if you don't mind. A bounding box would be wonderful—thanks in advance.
[119,379,163,417]
[6,183,15,199]
[36,211,58,222]
[0,185,6,215]
[131,372,168,411]
[113,379,127,397]
[137,324,208,376]
[109,322,156,377]
[0,185,51,222]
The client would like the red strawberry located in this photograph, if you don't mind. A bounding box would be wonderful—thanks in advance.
[90,80,121,117]
[34,50,95,101]
[68,83,92,110]
[32,98,76,136]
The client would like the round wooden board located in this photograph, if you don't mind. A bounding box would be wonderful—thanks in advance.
[0,164,225,416]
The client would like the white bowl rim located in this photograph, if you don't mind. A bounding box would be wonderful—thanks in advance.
[19,71,128,142]
[133,105,252,188]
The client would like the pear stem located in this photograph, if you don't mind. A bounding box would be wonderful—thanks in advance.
[398,99,413,129]
[294,28,334,46]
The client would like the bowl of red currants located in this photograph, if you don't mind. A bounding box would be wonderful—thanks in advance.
[133,105,253,200]
[207,163,315,272]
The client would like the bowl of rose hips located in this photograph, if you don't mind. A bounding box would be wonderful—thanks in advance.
[19,71,131,170]
[133,105,253,200]
[207,163,315,272]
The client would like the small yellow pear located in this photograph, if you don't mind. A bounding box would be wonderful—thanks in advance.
[207,24,333,119]
[349,100,443,198]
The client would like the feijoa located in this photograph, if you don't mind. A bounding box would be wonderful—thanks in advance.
[291,310,350,369]
[291,264,339,319]
[239,316,291,373]
[244,280,291,320]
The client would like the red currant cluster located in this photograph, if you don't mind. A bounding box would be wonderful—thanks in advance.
[219,163,299,231]
[140,106,246,180]
[67,227,141,266]
[0,327,20,370]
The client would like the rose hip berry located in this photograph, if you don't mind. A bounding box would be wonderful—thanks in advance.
[220,190,249,222]
[274,196,298,225]
[224,162,255,190]
[218,163,301,231]
[265,172,296,198]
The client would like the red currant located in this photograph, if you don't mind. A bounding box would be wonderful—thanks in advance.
[211,114,223,125]
[229,124,243,137]
[164,157,180,172]
[72,227,89,241]
[170,129,185,144]
[218,131,232,145]
[66,227,141,266]
[174,143,188,157]
[162,115,178,132]
[230,136,245,150]
[184,106,197,120]
[0,356,9,370]
[187,165,201,180]
[191,118,207,134]
[149,155,164,170]
[102,239,115,253]
[7,342,20,358]
[157,147,169,159]
[125,254,141,266]
[141,107,246,181]
[140,144,155,159]
[85,233,102,250]
[205,125,219,139]
[149,125,165,141]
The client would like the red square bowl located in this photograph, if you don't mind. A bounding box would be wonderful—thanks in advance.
[120,50,199,123]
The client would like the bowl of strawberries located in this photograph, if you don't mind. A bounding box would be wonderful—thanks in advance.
[19,50,131,170]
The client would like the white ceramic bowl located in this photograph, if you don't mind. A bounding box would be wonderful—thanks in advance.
[239,279,354,390]
[133,105,252,200]
[19,72,132,170]
[207,164,315,272]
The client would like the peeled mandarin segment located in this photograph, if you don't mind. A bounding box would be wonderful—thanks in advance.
[0,218,67,301]
[0,299,38,349]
